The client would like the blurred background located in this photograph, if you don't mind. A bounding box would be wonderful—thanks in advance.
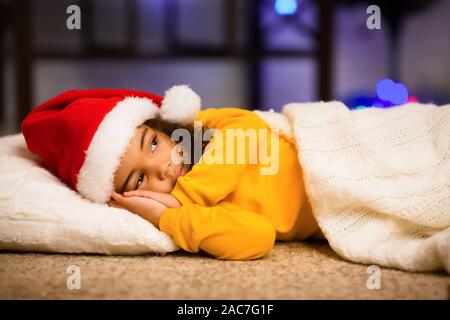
[1,0,449,134]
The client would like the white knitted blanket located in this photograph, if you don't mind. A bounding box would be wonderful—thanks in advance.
[255,102,450,273]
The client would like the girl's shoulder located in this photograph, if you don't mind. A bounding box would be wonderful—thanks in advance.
[198,107,268,130]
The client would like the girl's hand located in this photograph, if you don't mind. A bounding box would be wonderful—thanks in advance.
[107,191,167,228]
[123,190,182,208]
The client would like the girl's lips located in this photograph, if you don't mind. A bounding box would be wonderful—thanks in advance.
[178,165,187,177]
[172,165,186,187]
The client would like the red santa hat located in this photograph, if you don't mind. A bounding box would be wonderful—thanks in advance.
[21,85,201,204]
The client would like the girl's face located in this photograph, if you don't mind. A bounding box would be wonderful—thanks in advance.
[113,124,188,194]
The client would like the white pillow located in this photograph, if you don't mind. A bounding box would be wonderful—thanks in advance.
[0,134,178,255]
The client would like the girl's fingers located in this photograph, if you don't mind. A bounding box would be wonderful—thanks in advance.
[107,200,124,209]
[123,190,153,198]
[112,191,124,201]
[111,192,130,208]
[123,190,139,197]
[112,192,137,207]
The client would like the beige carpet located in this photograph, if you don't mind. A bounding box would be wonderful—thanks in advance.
[0,240,449,300]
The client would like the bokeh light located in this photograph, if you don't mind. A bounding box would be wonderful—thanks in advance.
[376,78,409,105]
[274,0,298,16]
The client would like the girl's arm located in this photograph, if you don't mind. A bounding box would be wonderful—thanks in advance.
[110,190,276,260]
[159,204,276,260]
[170,108,269,207]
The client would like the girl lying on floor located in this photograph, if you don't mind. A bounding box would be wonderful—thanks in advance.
[21,85,325,261]
[21,85,450,272]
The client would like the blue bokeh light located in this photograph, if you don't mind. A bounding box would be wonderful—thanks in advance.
[376,78,409,105]
[274,0,298,16]
[345,78,419,110]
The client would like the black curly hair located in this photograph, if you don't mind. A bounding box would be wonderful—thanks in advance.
[144,115,212,172]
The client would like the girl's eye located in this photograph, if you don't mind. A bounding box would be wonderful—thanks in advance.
[150,136,158,152]
[135,173,144,190]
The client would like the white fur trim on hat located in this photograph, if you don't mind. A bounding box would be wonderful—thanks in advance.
[159,85,201,125]
[76,97,160,204]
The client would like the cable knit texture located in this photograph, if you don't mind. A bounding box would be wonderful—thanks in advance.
[255,102,450,273]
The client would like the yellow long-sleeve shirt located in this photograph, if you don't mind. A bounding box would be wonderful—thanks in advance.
[159,107,307,260]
